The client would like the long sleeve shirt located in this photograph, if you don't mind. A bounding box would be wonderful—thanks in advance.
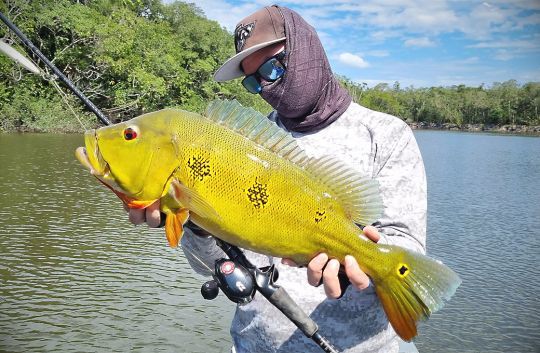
[180,101,427,353]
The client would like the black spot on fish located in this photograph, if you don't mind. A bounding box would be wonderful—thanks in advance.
[399,265,409,276]
[187,155,211,181]
[246,178,268,209]
[314,210,326,223]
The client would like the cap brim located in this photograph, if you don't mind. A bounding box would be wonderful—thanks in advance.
[214,37,285,82]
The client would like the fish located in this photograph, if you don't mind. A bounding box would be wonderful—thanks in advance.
[75,99,461,341]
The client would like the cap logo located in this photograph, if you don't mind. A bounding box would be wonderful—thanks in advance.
[234,21,256,53]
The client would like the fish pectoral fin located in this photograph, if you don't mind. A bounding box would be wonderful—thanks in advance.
[169,179,220,221]
[164,208,190,248]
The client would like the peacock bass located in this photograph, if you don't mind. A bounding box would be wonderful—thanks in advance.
[75,99,460,341]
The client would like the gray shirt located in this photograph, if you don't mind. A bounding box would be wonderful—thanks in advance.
[181,101,427,353]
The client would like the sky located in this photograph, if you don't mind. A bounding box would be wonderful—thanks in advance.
[182,0,540,88]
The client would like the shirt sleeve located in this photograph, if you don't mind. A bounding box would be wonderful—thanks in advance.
[372,124,427,254]
[180,228,226,276]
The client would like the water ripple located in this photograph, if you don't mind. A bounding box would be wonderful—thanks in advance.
[0,134,234,353]
[1,132,539,353]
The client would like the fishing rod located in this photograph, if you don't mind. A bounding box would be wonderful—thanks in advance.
[182,233,339,352]
[0,11,340,353]
[0,11,111,125]
[200,237,339,353]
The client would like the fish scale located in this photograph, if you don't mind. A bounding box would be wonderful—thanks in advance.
[173,123,351,260]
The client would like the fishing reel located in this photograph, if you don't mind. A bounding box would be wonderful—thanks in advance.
[201,258,258,304]
[200,240,279,304]
[199,239,339,353]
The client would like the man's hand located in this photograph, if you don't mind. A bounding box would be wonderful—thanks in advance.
[126,201,212,238]
[282,225,380,299]
[126,200,162,228]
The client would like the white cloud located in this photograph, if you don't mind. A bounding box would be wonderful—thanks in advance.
[191,1,540,40]
[186,0,262,32]
[370,30,402,41]
[337,53,370,68]
[456,57,481,64]
[404,37,436,48]
[175,1,540,87]
[494,50,515,61]
[466,36,540,59]
[367,50,390,57]
[468,38,540,50]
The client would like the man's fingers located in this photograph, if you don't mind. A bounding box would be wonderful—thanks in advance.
[145,201,162,228]
[307,253,329,287]
[281,258,298,267]
[127,201,162,227]
[363,225,380,243]
[128,208,145,225]
[323,259,342,299]
[344,255,371,290]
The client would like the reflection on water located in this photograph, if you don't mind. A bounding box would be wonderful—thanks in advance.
[0,132,539,352]
[0,134,233,353]
[413,131,540,353]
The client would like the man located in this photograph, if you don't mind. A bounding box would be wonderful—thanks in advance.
[131,5,425,353]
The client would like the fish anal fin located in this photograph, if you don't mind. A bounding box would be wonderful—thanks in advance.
[165,208,190,248]
[376,286,419,341]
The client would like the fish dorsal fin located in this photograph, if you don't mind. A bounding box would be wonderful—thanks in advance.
[304,156,383,226]
[205,99,309,166]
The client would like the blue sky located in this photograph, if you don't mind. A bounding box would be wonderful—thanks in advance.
[186,0,540,88]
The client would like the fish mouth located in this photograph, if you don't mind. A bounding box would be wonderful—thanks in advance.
[76,130,148,208]
[76,129,121,193]
[76,130,110,177]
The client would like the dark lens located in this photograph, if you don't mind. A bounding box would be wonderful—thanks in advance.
[258,58,285,81]
[241,75,261,94]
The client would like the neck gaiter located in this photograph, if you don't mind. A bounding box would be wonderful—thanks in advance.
[260,6,352,133]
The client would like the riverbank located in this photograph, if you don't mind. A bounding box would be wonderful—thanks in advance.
[408,122,540,136]
[2,122,540,136]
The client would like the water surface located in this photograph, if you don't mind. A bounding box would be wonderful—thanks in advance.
[413,131,539,353]
[0,132,538,352]
[0,134,234,353]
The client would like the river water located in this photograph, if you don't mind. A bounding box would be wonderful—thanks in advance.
[0,131,538,353]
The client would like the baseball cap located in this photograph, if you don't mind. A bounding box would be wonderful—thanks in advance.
[214,5,286,82]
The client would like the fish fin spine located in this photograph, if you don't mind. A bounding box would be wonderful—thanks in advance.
[369,245,461,341]
[304,156,383,225]
[204,99,309,166]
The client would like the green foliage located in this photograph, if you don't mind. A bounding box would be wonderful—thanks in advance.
[343,78,540,127]
[0,77,96,132]
[0,0,538,132]
[0,0,264,131]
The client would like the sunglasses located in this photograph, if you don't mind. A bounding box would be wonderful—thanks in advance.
[242,51,286,94]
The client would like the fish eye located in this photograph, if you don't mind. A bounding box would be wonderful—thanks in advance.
[123,127,138,140]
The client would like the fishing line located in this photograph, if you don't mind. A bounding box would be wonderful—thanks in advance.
[0,11,342,353]
[0,36,88,130]
[0,11,111,126]
[49,78,89,130]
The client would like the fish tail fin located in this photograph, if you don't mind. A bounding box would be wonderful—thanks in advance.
[164,208,190,248]
[371,246,461,341]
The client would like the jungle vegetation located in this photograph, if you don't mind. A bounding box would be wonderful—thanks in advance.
[1,0,539,132]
